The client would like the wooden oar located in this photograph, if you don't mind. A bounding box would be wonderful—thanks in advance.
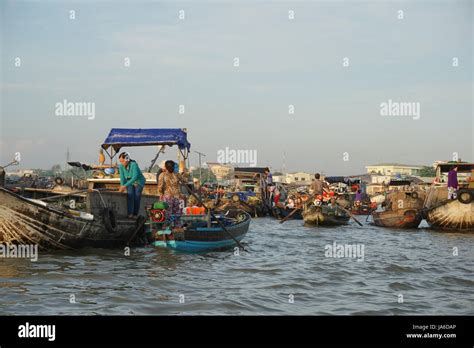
[39,189,91,201]
[335,203,363,226]
[39,188,116,201]
[280,191,318,224]
[1,160,19,170]
[279,207,301,223]
[365,211,372,222]
[126,216,147,246]
[178,177,248,252]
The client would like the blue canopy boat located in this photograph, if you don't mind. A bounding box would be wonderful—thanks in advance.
[101,128,191,172]
[0,128,192,250]
[85,128,193,218]
[146,208,251,252]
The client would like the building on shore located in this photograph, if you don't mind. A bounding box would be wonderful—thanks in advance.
[5,169,35,177]
[273,172,316,185]
[365,163,424,176]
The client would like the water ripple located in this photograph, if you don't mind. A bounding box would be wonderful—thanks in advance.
[0,217,473,315]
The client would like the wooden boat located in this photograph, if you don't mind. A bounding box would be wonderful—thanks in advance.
[271,206,302,220]
[423,163,474,232]
[230,167,272,216]
[371,191,425,229]
[372,209,422,228]
[351,204,371,215]
[0,128,194,249]
[303,204,350,226]
[149,209,251,252]
[0,187,140,249]
[214,193,267,217]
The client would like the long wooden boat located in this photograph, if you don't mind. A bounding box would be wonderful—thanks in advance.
[303,204,350,226]
[151,210,251,252]
[0,187,139,249]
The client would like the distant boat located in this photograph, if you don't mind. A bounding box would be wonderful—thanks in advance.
[150,210,251,252]
[303,204,350,226]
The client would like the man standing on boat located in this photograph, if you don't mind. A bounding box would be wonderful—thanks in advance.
[310,173,329,197]
[447,166,459,200]
[264,168,273,185]
[118,152,146,219]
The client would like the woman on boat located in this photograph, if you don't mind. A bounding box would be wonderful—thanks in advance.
[157,160,183,219]
[354,189,363,207]
[448,166,458,200]
[118,152,146,219]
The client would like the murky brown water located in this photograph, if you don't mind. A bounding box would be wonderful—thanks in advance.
[0,218,473,315]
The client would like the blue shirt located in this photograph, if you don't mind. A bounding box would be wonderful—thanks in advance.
[119,160,146,187]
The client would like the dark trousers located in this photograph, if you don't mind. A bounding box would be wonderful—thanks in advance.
[127,184,143,216]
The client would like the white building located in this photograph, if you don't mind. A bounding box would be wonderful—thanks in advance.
[366,163,424,176]
[283,172,315,185]
[6,169,35,177]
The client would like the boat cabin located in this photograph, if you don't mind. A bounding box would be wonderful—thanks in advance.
[425,162,474,208]
[86,128,191,217]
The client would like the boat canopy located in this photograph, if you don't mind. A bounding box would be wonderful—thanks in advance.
[101,128,191,152]
[388,179,412,186]
[436,162,474,174]
[325,176,360,185]
[234,167,268,174]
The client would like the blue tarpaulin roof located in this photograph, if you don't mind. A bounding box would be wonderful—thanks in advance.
[101,128,191,151]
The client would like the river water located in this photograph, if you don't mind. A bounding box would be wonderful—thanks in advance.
[0,217,473,315]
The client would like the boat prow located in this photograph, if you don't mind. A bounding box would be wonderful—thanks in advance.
[0,187,140,249]
[425,199,474,231]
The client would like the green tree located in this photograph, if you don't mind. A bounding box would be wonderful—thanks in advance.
[419,166,436,177]
[51,164,62,174]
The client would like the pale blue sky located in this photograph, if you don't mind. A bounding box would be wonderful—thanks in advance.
[1,0,472,175]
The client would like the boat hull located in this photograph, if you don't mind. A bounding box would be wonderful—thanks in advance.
[303,206,350,226]
[153,211,251,252]
[215,202,266,217]
[372,209,422,229]
[0,187,140,249]
[426,200,474,232]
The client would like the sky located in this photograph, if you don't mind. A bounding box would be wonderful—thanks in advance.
[1,0,472,175]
